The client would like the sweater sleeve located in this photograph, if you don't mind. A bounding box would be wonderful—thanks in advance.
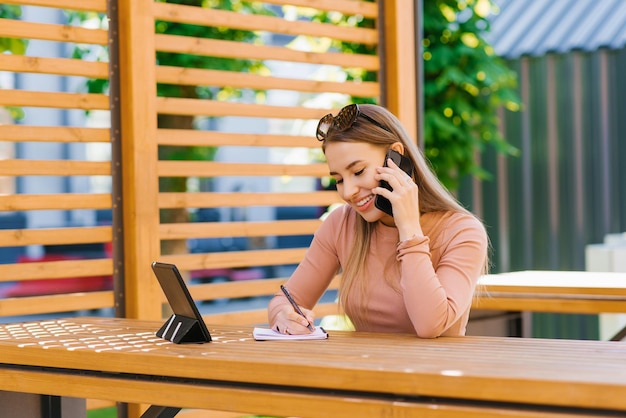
[267,206,346,326]
[397,214,488,338]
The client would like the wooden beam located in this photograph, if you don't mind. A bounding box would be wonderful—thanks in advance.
[380,0,418,142]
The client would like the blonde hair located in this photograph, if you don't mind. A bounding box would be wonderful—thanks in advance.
[321,104,488,326]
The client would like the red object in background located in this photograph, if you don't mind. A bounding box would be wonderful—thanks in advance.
[0,254,113,298]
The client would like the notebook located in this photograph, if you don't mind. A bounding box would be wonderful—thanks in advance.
[253,326,328,341]
[151,261,212,344]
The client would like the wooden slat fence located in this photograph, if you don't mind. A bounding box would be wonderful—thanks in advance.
[1,0,417,415]
[0,0,113,316]
[115,0,416,324]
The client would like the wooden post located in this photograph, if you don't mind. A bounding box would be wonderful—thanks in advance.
[380,0,420,144]
[115,0,161,415]
[115,0,161,322]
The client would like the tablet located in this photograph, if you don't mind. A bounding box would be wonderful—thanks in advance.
[151,261,212,343]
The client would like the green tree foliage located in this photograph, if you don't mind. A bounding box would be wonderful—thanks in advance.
[422,0,520,189]
[0,5,27,120]
[0,5,26,54]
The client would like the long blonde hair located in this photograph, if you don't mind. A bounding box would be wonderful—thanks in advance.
[321,104,487,323]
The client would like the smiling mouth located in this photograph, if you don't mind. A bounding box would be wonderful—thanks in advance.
[355,195,374,207]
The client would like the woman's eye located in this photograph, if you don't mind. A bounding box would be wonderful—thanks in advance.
[354,169,364,176]
[335,178,343,184]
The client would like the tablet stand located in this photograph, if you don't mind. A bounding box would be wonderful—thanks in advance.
[140,405,181,418]
[156,314,210,344]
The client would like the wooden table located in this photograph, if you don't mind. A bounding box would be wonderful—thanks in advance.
[1,317,626,418]
[475,270,626,313]
[473,270,626,340]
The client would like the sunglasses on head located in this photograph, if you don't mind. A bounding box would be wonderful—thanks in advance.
[316,103,391,141]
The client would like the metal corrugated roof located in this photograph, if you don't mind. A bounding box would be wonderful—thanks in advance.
[486,0,626,58]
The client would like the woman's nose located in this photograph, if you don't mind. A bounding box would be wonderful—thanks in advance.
[340,179,359,201]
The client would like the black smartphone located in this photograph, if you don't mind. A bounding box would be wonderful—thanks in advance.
[374,149,414,216]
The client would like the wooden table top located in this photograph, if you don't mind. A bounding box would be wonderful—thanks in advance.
[473,270,626,314]
[1,316,626,414]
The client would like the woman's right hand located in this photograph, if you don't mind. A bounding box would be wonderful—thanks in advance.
[272,303,316,335]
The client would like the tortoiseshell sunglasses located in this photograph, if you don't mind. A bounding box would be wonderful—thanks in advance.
[316,104,391,141]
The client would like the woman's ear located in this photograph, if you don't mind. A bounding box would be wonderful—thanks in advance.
[389,142,405,155]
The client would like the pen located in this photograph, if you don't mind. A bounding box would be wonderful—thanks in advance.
[280,285,315,332]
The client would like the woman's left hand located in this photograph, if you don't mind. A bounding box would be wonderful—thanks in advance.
[374,158,423,240]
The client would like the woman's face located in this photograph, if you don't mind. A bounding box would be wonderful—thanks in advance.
[325,141,394,225]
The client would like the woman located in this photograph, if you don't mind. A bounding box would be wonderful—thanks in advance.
[268,104,488,338]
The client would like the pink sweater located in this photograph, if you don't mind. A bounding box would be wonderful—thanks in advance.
[268,204,488,337]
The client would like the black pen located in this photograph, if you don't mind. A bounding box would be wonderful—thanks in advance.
[280,285,315,332]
